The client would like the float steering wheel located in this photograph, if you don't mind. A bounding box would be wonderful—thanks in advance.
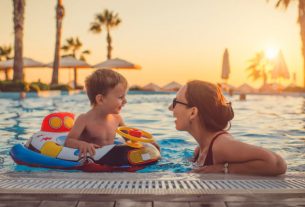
[116,126,155,148]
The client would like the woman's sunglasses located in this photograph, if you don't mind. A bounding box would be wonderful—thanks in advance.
[172,98,189,108]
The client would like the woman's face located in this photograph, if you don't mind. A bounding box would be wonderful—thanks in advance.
[168,85,191,131]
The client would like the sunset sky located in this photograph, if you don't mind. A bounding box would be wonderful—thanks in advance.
[0,0,301,87]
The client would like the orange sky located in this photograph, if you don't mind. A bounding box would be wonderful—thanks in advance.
[0,0,302,88]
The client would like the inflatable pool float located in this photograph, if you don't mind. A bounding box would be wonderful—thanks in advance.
[10,112,161,172]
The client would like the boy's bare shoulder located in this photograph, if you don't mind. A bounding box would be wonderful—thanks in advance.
[75,113,88,122]
[112,114,124,124]
[112,114,122,120]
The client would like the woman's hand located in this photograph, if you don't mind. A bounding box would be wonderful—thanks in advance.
[191,164,224,173]
[190,146,200,162]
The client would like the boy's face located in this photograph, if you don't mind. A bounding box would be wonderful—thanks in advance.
[99,83,127,114]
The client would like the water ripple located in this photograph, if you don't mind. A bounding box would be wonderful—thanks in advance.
[0,93,304,173]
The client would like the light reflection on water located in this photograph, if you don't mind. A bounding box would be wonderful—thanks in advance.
[0,92,304,173]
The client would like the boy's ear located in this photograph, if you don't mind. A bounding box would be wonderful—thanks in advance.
[95,94,104,104]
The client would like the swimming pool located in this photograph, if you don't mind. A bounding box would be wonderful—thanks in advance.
[0,91,304,173]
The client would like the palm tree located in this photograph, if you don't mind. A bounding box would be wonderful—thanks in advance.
[89,9,121,59]
[0,45,13,80]
[269,0,305,87]
[61,37,90,87]
[61,37,90,61]
[12,0,25,81]
[246,51,270,85]
[51,0,65,85]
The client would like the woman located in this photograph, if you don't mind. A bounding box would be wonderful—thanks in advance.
[169,80,286,176]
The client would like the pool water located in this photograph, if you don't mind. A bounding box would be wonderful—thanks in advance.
[0,92,304,173]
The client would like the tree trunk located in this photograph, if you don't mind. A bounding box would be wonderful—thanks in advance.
[5,69,9,80]
[106,28,112,59]
[298,1,305,88]
[13,0,25,81]
[263,69,267,85]
[73,67,77,88]
[51,0,64,85]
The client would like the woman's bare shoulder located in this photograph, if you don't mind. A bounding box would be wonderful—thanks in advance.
[213,133,240,152]
[215,132,235,143]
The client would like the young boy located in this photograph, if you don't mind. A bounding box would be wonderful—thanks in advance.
[65,69,128,158]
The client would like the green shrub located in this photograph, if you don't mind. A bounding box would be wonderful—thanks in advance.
[29,83,40,92]
[0,80,29,92]
[129,85,142,91]
[283,86,305,93]
[31,82,49,91]
[50,84,72,91]
[75,85,84,90]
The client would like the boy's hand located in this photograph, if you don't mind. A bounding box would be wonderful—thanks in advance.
[78,142,100,158]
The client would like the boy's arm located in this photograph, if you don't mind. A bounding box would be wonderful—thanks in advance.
[65,114,86,148]
[65,114,100,157]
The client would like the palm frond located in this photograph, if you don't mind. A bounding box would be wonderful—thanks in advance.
[67,37,74,45]
[61,45,69,51]
[246,51,270,82]
[61,54,74,58]
[74,37,82,51]
[90,22,102,33]
[275,0,291,9]
[79,55,86,61]
[82,50,90,55]
[246,64,258,71]
[0,45,13,60]
[76,37,82,46]
[96,14,105,24]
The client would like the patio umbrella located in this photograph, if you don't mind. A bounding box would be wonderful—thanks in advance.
[162,81,182,92]
[93,58,141,70]
[236,83,257,94]
[271,51,290,80]
[0,57,45,80]
[143,83,161,91]
[221,48,230,82]
[46,56,92,88]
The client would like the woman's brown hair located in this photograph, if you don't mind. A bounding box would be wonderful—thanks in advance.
[186,80,234,132]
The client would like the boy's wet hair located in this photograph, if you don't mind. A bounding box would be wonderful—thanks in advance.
[85,69,128,105]
[186,80,234,132]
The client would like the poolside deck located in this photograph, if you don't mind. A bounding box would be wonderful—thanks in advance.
[0,172,304,207]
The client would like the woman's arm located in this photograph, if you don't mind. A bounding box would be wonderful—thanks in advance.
[193,136,287,176]
[225,153,286,176]
[217,138,286,176]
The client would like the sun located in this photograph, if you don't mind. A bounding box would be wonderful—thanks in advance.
[265,47,279,60]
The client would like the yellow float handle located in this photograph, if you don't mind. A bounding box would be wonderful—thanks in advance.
[116,126,155,143]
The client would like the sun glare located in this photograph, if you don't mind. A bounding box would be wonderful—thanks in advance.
[265,47,279,60]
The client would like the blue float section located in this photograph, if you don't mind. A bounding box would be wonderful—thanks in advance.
[10,144,80,169]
